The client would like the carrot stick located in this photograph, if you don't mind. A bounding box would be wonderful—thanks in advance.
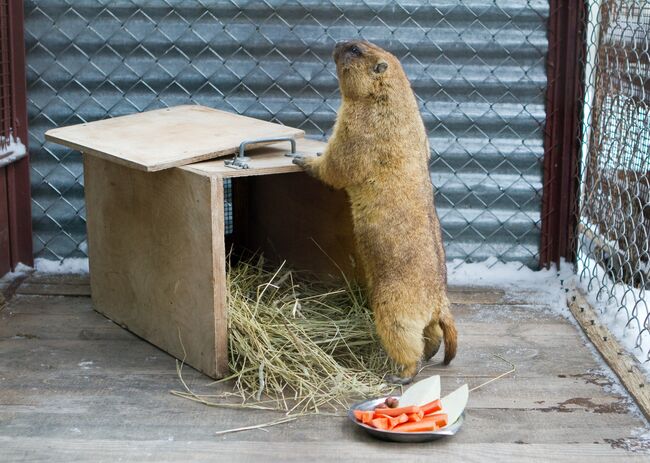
[376,413,409,430]
[425,413,448,428]
[393,420,437,432]
[353,410,375,424]
[406,410,424,422]
[421,399,442,415]
[390,414,449,433]
[373,405,421,417]
[370,417,389,430]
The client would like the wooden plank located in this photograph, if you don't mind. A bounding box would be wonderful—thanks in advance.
[0,293,607,380]
[448,287,506,304]
[0,293,92,315]
[568,289,650,421]
[0,376,642,440]
[83,154,228,378]
[6,273,553,311]
[1,291,649,460]
[10,272,537,308]
[16,283,90,297]
[0,438,647,463]
[45,106,304,172]
[0,310,580,342]
[182,138,324,178]
[0,329,619,379]
[16,272,91,297]
[0,361,631,413]
[17,273,89,286]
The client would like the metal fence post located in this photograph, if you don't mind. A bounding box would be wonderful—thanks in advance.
[540,0,587,269]
[7,0,34,269]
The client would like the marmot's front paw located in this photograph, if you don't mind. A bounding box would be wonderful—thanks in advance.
[292,155,317,177]
[292,155,308,168]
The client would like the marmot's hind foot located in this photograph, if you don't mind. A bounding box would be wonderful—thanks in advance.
[384,359,421,385]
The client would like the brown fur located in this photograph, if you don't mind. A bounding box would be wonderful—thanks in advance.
[294,40,457,381]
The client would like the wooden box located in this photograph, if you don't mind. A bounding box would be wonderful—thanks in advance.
[46,105,357,378]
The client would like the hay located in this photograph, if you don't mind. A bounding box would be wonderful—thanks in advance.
[222,255,393,413]
[172,256,518,421]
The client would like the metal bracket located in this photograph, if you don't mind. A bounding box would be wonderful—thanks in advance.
[224,136,299,169]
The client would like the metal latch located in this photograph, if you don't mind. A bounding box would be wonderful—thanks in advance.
[224,136,302,169]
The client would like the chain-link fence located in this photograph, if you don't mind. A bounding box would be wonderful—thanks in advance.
[576,0,650,362]
[25,0,548,265]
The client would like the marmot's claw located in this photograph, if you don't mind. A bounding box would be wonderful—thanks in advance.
[385,373,415,385]
[292,156,306,167]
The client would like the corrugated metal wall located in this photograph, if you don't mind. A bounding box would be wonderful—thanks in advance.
[25,0,548,266]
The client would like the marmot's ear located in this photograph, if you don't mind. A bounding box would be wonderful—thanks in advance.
[374,61,388,74]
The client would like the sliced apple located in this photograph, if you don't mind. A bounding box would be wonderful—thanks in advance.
[439,384,469,428]
[398,375,440,407]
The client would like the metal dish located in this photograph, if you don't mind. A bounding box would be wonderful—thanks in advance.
[348,396,465,443]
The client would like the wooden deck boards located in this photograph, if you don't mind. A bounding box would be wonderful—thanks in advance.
[1,273,649,462]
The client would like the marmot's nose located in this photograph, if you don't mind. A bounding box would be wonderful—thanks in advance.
[333,41,354,62]
[335,41,350,50]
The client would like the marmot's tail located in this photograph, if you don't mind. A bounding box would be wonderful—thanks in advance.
[440,307,457,365]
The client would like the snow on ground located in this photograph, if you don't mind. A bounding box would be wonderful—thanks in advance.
[575,254,650,372]
[448,256,574,291]
[448,256,574,317]
[34,258,89,274]
[0,263,32,283]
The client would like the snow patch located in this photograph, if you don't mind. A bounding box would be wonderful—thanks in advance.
[0,134,27,165]
[576,255,650,375]
[448,257,574,316]
[35,258,89,274]
[0,262,33,282]
[447,256,574,291]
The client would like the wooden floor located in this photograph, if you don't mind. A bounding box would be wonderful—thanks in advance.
[1,272,649,462]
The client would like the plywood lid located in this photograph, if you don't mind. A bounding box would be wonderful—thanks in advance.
[45,105,305,172]
[181,138,325,178]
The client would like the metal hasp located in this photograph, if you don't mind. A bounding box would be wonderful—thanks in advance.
[225,136,299,169]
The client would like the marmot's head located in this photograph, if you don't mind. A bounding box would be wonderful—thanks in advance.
[332,40,405,100]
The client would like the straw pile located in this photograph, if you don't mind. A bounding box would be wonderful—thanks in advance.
[226,256,393,412]
[174,255,394,414]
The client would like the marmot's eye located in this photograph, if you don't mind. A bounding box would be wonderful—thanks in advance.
[350,45,361,55]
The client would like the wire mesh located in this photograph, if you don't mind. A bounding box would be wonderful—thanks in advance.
[24,0,548,265]
[576,0,650,362]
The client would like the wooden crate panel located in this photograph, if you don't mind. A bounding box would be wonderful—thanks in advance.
[83,154,228,378]
[45,105,304,172]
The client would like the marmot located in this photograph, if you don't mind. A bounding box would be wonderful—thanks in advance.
[294,40,457,383]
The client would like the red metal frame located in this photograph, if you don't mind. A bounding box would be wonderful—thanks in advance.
[540,0,587,269]
[0,0,33,273]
